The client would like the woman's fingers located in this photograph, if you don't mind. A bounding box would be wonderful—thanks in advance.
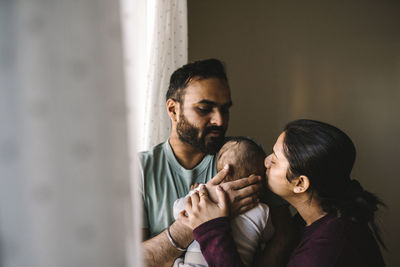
[184,193,192,213]
[179,210,187,219]
[216,185,228,213]
[180,184,230,230]
[190,191,200,208]
[198,184,210,202]
[190,183,200,190]
[178,210,192,229]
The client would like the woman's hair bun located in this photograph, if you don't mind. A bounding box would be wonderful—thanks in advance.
[344,179,364,198]
[342,179,381,223]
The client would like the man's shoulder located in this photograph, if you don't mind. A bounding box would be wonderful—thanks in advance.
[138,142,170,192]
[139,142,167,163]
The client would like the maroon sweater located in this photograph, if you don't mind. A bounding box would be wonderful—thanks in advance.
[193,215,385,267]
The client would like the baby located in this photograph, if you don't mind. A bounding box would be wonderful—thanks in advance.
[173,136,275,267]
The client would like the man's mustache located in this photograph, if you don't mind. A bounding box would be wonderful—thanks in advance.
[203,126,225,135]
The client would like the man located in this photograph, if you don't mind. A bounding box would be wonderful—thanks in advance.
[140,59,293,267]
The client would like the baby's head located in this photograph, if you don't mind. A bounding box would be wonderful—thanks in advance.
[216,136,266,182]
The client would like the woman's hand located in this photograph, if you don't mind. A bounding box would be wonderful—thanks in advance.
[179,184,229,230]
[206,164,262,217]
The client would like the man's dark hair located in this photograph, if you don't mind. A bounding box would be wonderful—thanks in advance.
[166,58,228,102]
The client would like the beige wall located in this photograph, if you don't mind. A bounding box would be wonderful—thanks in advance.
[189,0,400,266]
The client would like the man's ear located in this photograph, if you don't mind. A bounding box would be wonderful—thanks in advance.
[166,98,179,122]
[293,175,310,194]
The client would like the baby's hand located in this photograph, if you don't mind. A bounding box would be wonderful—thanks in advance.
[190,183,200,190]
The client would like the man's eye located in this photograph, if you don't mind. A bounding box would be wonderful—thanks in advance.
[197,107,211,113]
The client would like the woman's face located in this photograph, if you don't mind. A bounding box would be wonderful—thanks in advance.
[264,132,294,197]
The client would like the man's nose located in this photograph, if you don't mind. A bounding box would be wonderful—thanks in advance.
[210,110,224,126]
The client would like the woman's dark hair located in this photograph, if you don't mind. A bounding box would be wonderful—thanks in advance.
[283,119,385,248]
[166,58,228,102]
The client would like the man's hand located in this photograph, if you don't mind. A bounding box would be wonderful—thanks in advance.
[206,164,262,217]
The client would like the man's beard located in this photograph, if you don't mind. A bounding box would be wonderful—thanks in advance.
[176,113,226,155]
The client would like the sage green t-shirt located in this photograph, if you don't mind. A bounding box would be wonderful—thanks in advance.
[139,141,217,237]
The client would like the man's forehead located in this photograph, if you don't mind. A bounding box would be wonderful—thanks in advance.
[183,77,231,104]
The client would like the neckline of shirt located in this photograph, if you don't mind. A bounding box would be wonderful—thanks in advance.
[165,140,215,176]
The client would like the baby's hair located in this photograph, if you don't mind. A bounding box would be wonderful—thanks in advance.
[217,136,266,181]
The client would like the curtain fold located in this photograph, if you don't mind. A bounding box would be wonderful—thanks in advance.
[143,0,188,150]
[0,1,137,266]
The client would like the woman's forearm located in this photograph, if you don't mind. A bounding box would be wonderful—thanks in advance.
[193,217,245,267]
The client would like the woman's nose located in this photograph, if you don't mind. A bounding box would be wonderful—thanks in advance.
[265,155,272,169]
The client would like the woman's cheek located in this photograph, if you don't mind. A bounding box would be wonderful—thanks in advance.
[266,171,276,190]
[268,169,285,195]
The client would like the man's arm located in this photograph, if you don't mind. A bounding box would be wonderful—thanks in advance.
[254,205,298,267]
[140,154,190,267]
[142,219,193,267]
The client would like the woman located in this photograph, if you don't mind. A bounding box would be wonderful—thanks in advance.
[179,119,385,267]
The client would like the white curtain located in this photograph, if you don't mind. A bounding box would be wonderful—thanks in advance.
[122,0,188,152]
[0,1,139,267]
[144,0,188,149]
